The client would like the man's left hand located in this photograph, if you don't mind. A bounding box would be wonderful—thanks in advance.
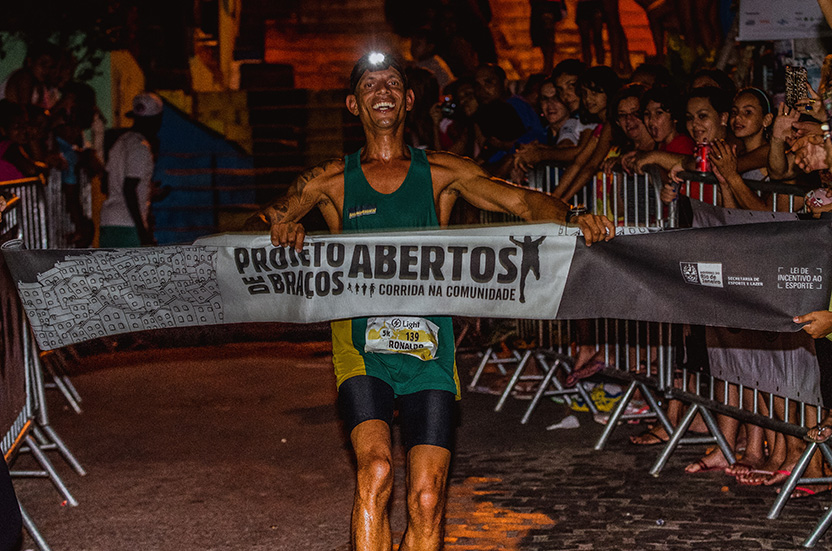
[575,213,615,246]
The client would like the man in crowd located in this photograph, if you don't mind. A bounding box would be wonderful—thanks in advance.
[99,92,163,247]
[255,51,614,551]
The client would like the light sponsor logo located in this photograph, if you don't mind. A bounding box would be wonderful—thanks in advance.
[680,261,723,288]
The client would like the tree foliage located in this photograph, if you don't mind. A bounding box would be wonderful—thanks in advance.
[0,1,139,81]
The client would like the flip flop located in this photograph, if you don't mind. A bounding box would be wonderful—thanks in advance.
[629,427,669,446]
[789,486,832,499]
[736,470,775,486]
[724,462,755,477]
[565,359,607,387]
[685,459,725,474]
[803,425,832,444]
[764,469,793,486]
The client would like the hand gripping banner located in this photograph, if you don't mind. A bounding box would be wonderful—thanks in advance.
[2,221,831,351]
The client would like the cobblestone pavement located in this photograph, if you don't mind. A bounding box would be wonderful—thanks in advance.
[389,352,832,551]
[11,334,832,550]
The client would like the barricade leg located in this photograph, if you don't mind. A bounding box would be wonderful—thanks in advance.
[15,435,78,506]
[767,442,832,521]
[494,350,533,412]
[649,404,734,476]
[19,502,53,551]
[32,425,86,477]
[804,503,832,548]
[40,351,82,414]
[29,344,85,476]
[595,380,639,450]
[468,346,495,390]
[650,403,699,475]
[698,406,736,466]
[520,354,562,424]
[519,351,597,424]
[593,380,663,450]
[467,346,517,391]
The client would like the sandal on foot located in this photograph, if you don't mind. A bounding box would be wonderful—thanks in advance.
[764,469,793,486]
[736,470,774,486]
[724,462,755,477]
[630,427,669,446]
[565,358,607,387]
[786,485,832,499]
[804,425,832,444]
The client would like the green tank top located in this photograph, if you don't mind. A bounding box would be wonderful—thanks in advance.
[332,146,458,397]
[342,146,438,231]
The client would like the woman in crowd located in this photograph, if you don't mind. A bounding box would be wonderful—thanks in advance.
[551,65,621,200]
[601,83,655,174]
[707,87,773,210]
[629,86,731,204]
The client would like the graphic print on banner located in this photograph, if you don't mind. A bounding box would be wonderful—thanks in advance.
[680,262,724,288]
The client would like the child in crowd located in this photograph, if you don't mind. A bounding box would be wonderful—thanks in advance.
[552,66,621,199]
[621,84,694,174]
[630,86,731,204]
[513,60,594,171]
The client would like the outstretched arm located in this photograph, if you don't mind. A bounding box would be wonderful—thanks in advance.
[433,152,614,245]
[553,124,614,200]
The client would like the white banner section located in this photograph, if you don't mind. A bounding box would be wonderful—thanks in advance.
[202,224,576,324]
[9,224,587,350]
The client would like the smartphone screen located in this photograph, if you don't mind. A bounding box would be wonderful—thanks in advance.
[785,66,809,108]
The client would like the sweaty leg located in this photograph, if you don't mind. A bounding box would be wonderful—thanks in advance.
[398,389,456,550]
[339,376,397,551]
[400,445,452,551]
[351,420,395,551]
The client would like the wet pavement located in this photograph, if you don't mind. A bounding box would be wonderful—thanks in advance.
[10,326,832,550]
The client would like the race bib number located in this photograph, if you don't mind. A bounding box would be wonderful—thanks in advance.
[364,317,440,361]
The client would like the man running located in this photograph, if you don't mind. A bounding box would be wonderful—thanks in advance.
[258,51,614,551]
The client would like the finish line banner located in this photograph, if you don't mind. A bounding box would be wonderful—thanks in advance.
[2,221,831,351]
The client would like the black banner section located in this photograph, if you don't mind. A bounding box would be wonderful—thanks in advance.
[557,220,832,332]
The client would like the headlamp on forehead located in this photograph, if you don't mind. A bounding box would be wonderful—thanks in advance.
[368,52,386,65]
[349,51,408,94]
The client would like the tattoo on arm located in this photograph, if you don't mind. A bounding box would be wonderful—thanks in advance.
[265,158,340,223]
[290,158,340,195]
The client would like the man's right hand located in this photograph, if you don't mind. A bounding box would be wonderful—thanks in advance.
[270,218,306,251]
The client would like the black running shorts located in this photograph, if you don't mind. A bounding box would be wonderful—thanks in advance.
[338,375,456,451]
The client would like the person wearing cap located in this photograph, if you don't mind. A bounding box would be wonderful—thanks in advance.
[99,92,163,247]
[252,51,614,551]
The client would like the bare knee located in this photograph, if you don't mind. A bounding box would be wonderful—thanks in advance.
[356,454,394,502]
[407,478,445,528]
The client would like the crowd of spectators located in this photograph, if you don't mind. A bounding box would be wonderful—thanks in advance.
[0,40,104,248]
[384,0,832,502]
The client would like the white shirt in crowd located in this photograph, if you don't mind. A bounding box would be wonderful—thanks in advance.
[100,130,153,227]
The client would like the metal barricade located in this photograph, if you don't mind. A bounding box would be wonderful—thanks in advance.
[474,164,674,431]
[0,196,56,551]
[0,174,89,550]
[655,171,832,547]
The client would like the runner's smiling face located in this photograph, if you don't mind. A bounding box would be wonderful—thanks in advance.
[347,67,414,129]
